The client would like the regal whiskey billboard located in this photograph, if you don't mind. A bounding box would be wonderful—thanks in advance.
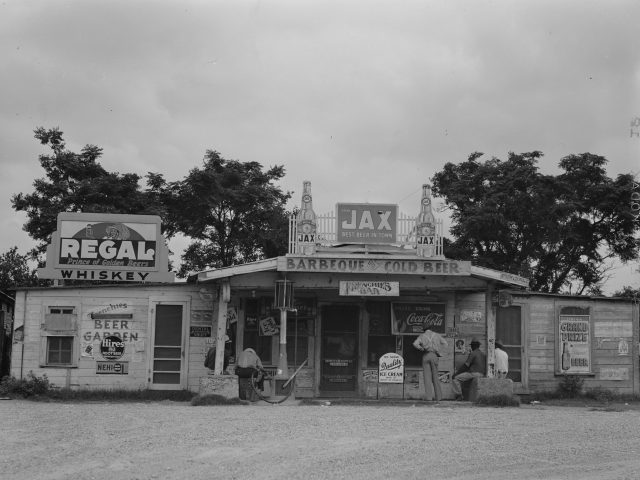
[38,213,175,282]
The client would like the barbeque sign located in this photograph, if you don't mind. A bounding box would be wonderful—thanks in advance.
[38,213,175,282]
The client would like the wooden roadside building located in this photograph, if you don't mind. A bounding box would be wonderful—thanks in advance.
[9,184,640,399]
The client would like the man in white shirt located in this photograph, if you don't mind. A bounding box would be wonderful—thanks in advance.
[495,340,509,379]
[413,329,448,402]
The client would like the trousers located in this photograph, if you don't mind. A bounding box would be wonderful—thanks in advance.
[421,351,441,401]
[451,371,484,397]
[236,367,264,389]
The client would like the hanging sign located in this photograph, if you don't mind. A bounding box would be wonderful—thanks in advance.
[339,281,399,296]
[259,316,279,336]
[378,352,404,383]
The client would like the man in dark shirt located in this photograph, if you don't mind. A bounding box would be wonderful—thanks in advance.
[451,338,486,400]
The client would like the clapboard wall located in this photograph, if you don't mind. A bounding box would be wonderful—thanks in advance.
[511,292,639,395]
[11,283,217,392]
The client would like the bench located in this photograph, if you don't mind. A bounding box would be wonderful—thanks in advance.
[199,374,240,399]
[466,377,513,402]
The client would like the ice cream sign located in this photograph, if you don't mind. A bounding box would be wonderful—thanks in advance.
[38,213,175,282]
[378,353,404,383]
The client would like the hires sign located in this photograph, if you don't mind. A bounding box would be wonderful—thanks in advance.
[38,213,175,283]
[336,203,398,244]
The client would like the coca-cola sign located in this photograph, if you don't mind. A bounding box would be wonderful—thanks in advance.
[392,303,446,335]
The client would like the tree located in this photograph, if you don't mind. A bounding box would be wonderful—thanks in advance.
[612,286,640,299]
[11,127,165,256]
[431,151,639,294]
[154,150,291,276]
[0,247,42,294]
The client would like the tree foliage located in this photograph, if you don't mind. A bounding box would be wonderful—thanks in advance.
[11,128,164,255]
[0,247,42,294]
[612,286,640,299]
[11,128,292,280]
[150,150,291,276]
[431,151,639,294]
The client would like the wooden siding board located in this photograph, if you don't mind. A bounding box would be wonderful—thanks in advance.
[12,284,217,391]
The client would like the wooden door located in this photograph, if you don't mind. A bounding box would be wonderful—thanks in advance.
[320,305,359,394]
[496,305,522,383]
[150,304,185,389]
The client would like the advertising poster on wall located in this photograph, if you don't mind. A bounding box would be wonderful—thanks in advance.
[558,315,591,374]
[37,212,175,282]
[391,303,445,335]
[259,316,279,336]
[336,203,398,244]
[378,353,404,383]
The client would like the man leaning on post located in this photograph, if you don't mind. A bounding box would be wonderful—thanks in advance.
[451,338,486,401]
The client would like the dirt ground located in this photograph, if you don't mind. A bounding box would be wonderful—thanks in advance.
[2,398,640,480]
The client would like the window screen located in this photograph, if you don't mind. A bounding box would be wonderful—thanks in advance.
[47,336,73,365]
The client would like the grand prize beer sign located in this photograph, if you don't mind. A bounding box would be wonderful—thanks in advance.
[38,213,175,282]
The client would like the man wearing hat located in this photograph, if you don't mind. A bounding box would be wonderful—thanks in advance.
[451,337,486,400]
[494,340,509,379]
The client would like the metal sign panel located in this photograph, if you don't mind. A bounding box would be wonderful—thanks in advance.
[378,352,404,383]
[96,361,129,374]
[336,203,398,244]
[392,303,446,335]
[339,281,399,296]
[38,212,175,282]
[278,256,471,275]
[558,315,591,374]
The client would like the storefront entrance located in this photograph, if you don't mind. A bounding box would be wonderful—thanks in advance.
[496,305,522,384]
[320,305,359,396]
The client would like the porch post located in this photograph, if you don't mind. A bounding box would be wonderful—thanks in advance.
[214,281,231,375]
[274,279,294,379]
[276,308,289,379]
[486,282,496,378]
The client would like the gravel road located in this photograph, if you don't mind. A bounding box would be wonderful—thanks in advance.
[2,399,639,480]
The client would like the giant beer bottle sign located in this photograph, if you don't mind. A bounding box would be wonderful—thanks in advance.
[415,184,436,257]
[296,180,317,255]
[38,213,175,282]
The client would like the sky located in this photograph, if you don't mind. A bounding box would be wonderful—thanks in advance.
[1,0,639,293]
